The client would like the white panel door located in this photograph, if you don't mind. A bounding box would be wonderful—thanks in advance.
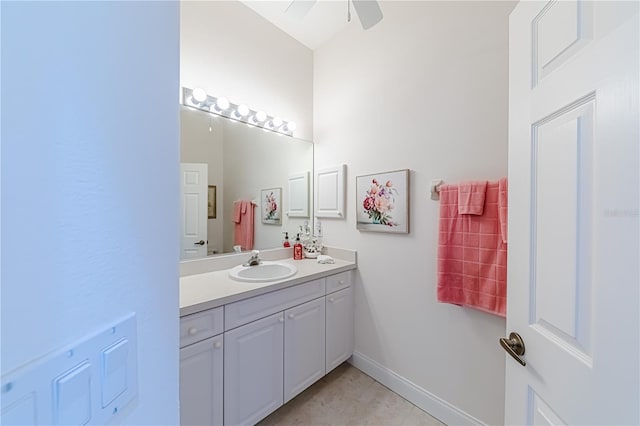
[180,162,207,259]
[506,2,638,424]
[224,312,284,426]
[325,287,354,373]
[179,335,223,426]
[284,297,326,403]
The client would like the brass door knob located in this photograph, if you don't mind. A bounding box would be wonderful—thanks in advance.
[500,332,526,366]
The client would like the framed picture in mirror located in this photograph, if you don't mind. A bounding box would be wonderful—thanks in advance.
[261,187,282,225]
[208,185,217,219]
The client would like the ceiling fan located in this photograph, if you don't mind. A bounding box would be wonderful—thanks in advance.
[285,0,383,30]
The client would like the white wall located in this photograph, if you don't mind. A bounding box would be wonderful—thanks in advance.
[314,2,514,424]
[181,1,314,141]
[1,2,180,425]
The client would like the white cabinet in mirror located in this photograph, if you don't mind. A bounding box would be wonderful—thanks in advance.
[180,106,314,260]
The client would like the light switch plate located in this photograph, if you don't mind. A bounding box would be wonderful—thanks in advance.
[1,313,137,425]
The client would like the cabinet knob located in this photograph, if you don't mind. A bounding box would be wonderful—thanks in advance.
[328,298,335,303]
[288,313,294,319]
[188,327,198,336]
[214,341,222,349]
[339,280,345,285]
[278,316,284,323]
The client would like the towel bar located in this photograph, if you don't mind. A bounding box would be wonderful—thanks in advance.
[430,179,444,200]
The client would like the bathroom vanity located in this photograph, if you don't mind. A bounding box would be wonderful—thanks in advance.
[179,251,356,426]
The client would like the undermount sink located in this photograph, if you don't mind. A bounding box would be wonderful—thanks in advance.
[228,261,298,283]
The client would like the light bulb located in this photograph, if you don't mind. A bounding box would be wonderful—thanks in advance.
[270,117,283,128]
[235,104,250,118]
[254,110,267,123]
[192,88,207,103]
[284,121,297,132]
[216,97,230,111]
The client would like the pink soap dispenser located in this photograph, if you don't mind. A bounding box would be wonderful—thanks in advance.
[293,234,303,260]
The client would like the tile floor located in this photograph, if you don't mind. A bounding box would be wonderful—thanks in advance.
[258,363,445,426]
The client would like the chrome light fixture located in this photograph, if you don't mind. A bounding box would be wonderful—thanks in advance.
[182,87,296,137]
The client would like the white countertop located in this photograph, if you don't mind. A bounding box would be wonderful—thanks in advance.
[180,257,356,316]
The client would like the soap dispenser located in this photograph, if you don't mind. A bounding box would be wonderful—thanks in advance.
[283,232,291,248]
[293,234,303,260]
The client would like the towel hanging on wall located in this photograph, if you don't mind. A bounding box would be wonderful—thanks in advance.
[436,179,508,317]
[233,200,255,251]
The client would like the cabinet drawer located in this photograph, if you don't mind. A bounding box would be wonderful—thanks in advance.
[326,271,351,294]
[180,307,224,348]
[225,278,326,331]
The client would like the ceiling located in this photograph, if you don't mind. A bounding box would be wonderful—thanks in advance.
[240,0,355,50]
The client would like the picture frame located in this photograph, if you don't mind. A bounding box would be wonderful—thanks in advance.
[356,169,410,233]
[261,187,282,225]
[208,185,217,219]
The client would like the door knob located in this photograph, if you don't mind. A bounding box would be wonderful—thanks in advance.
[194,240,205,246]
[500,332,526,366]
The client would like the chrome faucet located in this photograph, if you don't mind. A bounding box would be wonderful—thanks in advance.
[243,250,261,267]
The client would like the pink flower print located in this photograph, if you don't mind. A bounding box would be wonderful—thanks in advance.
[386,180,393,187]
[374,195,389,213]
[363,197,375,211]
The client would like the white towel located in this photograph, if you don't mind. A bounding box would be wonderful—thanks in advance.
[317,255,335,264]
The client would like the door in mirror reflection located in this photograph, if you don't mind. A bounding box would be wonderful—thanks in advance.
[180,162,208,259]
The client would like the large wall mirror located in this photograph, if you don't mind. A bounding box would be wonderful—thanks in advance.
[180,106,313,260]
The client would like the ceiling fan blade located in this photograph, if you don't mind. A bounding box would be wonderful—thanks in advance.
[285,0,318,19]
[352,0,383,30]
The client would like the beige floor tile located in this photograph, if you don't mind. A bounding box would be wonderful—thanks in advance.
[401,405,445,426]
[258,363,445,426]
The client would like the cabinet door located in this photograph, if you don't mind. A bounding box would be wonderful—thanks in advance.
[284,297,326,403]
[180,335,224,426]
[224,312,284,426]
[326,286,354,373]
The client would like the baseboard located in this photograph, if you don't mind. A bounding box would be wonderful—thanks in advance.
[349,351,486,426]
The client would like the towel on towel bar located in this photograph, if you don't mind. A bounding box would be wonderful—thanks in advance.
[498,178,508,243]
[437,181,507,317]
[233,200,255,251]
[458,180,487,215]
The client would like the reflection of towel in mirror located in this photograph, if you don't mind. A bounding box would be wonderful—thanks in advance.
[233,200,255,250]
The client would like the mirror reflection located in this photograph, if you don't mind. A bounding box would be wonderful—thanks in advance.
[180,106,313,260]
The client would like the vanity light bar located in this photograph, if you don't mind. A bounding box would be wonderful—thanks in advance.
[182,87,296,137]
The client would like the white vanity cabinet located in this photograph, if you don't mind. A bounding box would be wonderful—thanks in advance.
[284,297,326,403]
[180,268,354,426]
[179,307,224,426]
[224,312,284,426]
[326,285,354,373]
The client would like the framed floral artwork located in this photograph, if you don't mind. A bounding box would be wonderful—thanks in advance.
[261,187,282,225]
[356,169,410,233]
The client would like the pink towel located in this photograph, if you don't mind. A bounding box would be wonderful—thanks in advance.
[437,181,507,317]
[233,200,255,250]
[458,180,487,215]
[498,178,508,243]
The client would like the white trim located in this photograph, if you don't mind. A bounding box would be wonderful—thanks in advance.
[349,351,487,426]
